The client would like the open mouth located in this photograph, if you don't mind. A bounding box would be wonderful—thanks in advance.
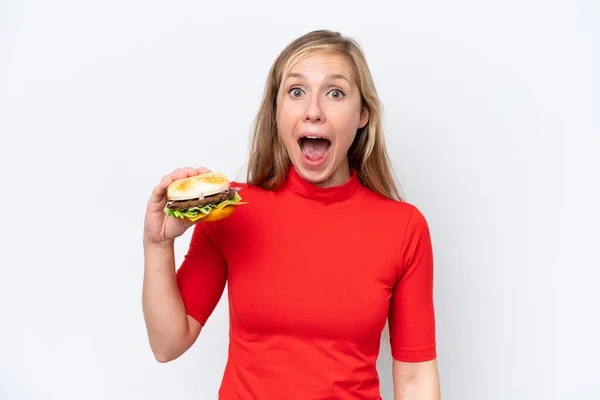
[298,136,332,163]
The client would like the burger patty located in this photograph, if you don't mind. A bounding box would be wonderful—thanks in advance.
[167,189,235,211]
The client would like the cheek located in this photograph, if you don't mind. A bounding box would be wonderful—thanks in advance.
[332,108,361,146]
[277,117,294,145]
[277,102,302,142]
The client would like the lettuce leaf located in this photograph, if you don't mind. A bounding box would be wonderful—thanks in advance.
[164,191,246,219]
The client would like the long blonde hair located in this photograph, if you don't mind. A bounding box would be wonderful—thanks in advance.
[247,29,403,202]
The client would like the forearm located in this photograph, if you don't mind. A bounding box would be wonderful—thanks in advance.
[394,376,440,400]
[393,359,440,400]
[142,240,192,361]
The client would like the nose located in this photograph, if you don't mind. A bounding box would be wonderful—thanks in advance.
[303,94,325,123]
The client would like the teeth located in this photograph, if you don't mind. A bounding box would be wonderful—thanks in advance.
[305,136,322,139]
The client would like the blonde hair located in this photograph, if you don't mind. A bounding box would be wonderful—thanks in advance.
[246,29,404,202]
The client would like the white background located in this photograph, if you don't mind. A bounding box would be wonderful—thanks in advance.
[1,0,599,399]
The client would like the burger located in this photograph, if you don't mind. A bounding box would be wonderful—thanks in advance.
[164,171,246,223]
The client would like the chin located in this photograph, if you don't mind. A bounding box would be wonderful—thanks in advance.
[296,166,330,183]
[291,155,338,184]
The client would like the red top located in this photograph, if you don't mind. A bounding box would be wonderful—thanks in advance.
[176,166,437,399]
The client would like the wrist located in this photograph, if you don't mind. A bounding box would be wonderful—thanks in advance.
[143,238,175,252]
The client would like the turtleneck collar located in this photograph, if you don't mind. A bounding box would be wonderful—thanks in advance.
[281,164,361,205]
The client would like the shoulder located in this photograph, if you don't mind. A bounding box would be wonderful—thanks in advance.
[201,180,282,250]
[359,187,423,220]
[229,180,274,202]
[221,180,278,222]
[357,188,432,243]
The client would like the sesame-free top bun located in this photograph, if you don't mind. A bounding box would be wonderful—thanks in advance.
[167,172,230,201]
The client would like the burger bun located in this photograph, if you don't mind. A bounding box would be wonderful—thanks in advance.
[167,172,230,201]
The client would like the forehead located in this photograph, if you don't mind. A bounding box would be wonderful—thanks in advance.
[285,51,354,80]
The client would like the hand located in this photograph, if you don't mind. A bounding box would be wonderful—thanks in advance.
[143,166,211,246]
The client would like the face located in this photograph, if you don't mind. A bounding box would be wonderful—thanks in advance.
[276,51,369,188]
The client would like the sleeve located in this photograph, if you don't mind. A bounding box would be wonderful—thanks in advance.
[388,205,437,362]
[175,222,227,326]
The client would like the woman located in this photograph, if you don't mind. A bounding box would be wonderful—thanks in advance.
[142,30,440,399]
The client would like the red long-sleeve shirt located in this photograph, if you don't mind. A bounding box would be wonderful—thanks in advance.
[176,166,437,399]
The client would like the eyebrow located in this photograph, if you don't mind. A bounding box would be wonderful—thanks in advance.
[286,72,350,84]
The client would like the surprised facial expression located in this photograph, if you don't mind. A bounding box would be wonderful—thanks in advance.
[277,51,369,188]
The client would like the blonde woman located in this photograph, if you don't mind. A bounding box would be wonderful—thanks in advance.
[143,30,440,399]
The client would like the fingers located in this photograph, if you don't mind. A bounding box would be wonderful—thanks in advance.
[160,167,193,188]
[148,184,168,206]
[179,218,197,230]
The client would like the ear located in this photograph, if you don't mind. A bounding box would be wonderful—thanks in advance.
[358,106,370,129]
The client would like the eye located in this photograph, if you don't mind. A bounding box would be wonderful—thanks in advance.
[289,88,304,98]
[328,89,345,99]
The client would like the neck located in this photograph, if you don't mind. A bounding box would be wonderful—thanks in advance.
[313,161,351,188]
[281,162,361,206]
